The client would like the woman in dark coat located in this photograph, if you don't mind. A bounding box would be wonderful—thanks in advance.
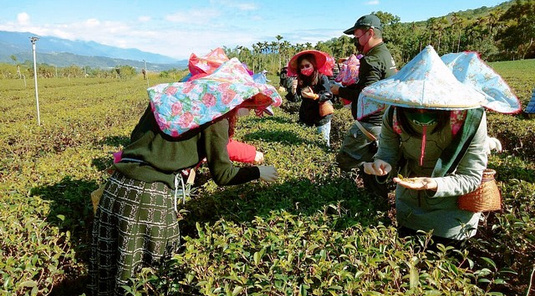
[288,50,334,147]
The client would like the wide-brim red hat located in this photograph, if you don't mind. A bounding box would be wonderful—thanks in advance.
[287,50,334,77]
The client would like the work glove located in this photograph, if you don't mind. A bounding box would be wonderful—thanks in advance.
[258,166,278,182]
[254,151,264,164]
[485,136,503,155]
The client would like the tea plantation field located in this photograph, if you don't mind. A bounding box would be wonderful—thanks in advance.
[1,60,534,295]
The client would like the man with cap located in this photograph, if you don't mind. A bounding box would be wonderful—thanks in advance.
[331,14,397,197]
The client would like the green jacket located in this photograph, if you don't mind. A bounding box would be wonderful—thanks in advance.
[338,42,397,123]
[115,105,260,189]
[376,106,487,240]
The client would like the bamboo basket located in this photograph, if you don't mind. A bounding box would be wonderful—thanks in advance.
[458,168,502,212]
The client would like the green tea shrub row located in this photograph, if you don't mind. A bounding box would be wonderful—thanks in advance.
[0,193,76,295]
[487,113,535,161]
[129,211,504,296]
[0,77,162,295]
[0,63,534,295]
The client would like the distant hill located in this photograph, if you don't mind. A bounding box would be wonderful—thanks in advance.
[444,1,513,19]
[0,31,188,71]
[408,1,513,26]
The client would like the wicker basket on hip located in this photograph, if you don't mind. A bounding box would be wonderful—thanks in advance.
[458,168,502,213]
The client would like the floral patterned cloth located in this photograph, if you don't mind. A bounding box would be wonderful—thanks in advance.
[148,58,282,137]
[335,54,360,86]
[187,47,229,80]
[441,52,521,114]
[357,46,521,119]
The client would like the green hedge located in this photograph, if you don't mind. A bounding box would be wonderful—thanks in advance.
[487,112,535,161]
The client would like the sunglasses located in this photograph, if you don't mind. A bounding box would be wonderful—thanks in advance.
[300,64,313,69]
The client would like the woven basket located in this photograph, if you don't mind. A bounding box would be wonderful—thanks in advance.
[458,168,502,212]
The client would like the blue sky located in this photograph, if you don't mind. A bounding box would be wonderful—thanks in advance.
[0,0,506,60]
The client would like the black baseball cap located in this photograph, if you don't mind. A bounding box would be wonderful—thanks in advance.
[343,14,383,35]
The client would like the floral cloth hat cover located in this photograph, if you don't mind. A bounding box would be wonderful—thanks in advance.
[357,46,521,119]
[187,47,229,81]
[335,54,361,86]
[357,45,486,115]
[148,57,282,137]
[441,52,521,114]
[358,45,488,166]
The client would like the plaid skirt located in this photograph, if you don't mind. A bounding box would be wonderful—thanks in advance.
[88,171,180,296]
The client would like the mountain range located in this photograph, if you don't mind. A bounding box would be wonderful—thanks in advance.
[0,31,188,71]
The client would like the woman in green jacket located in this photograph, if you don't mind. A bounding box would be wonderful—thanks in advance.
[361,46,491,244]
[365,106,487,242]
[89,104,278,295]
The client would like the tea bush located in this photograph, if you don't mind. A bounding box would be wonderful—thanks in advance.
[487,113,535,161]
[0,77,169,295]
[0,60,534,296]
[165,214,492,295]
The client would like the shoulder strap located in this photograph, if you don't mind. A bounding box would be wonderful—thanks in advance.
[354,120,377,141]
[432,107,485,177]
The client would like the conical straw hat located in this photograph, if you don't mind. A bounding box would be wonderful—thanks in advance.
[360,45,487,110]
[287,50,334,77]
[441,52,521,114]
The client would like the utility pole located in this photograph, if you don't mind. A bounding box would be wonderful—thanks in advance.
[30,36,41,126]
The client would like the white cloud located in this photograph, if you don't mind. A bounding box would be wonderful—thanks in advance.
[235,3,258,11]
[50,28,74,40]
[0,12,341,60]
[0,3,336,61]
[128,28,258,59]
[165,8,221,24]
[138,16,151,22]
[209,0,258,11]
[17,12,30,25]
[85,18,100,27]
[366,0,380,5]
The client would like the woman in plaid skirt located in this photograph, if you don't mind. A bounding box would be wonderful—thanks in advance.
[89,103,278,295]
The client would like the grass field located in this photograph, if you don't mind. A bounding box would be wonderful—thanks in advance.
[0,60,534,295]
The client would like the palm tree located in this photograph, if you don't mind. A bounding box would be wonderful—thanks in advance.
[276,35,284,70]
[280,40,291,67]
[434,16,449,53]
[450,13,463,52]
[252,43,260,72]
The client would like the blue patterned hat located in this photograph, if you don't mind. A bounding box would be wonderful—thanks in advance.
[359,45,487,110]
[441,52,521,114]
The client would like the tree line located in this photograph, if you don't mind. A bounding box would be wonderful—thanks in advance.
[226,0,534,74]
[0,55,140,80]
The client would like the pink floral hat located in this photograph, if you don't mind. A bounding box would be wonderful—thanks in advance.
[148,58,282,137]
[187,47,230,81]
